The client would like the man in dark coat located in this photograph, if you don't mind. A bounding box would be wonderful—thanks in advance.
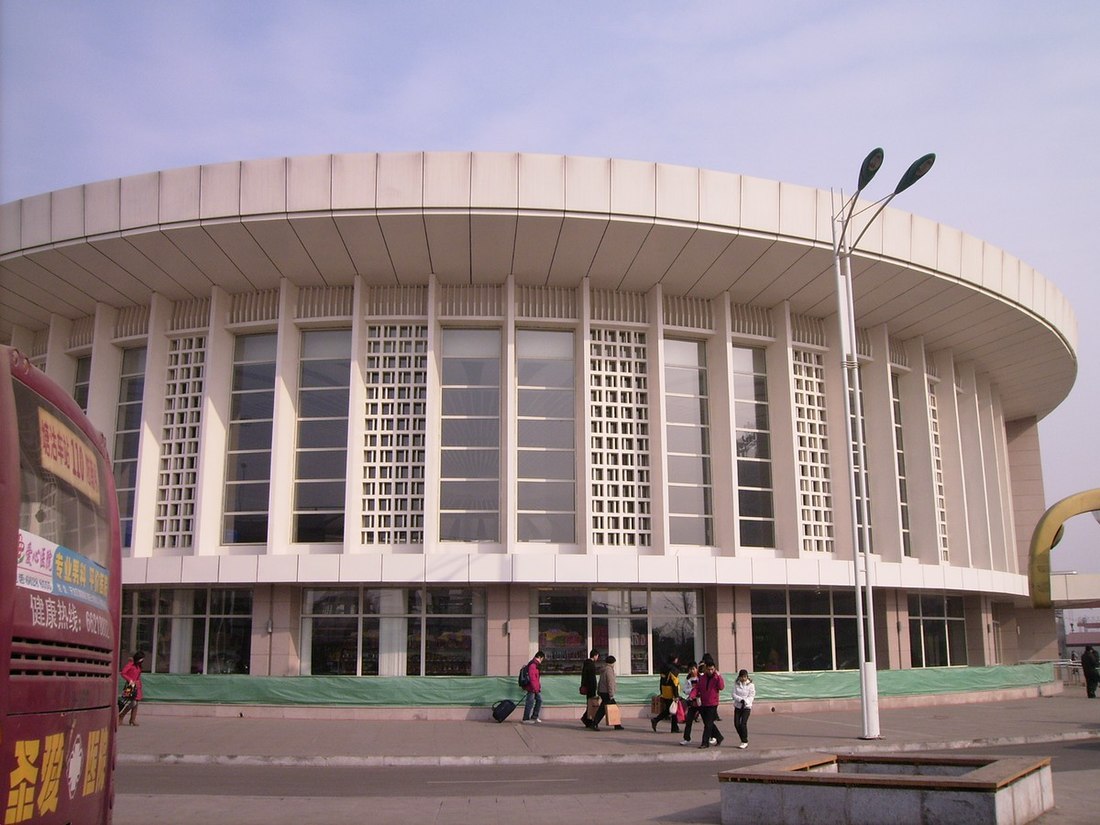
[579,649,601,727]
[1082,645,1099,698]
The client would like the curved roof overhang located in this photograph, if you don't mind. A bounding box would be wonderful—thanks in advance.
[0,151,1077,421]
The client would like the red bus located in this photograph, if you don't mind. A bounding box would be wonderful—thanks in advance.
[1,346,122,824]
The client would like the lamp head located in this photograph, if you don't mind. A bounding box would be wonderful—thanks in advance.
[857,148,884,192]
[894,153,936,194]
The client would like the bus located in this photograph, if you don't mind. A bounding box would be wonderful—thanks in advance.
[1,346,122,824]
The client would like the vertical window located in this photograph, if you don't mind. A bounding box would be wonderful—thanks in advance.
[927,379,949,562]
[73,355,91,412]
[733,346,774,547]
[589,328,651,547]
[224,334,276,543]
[293,329,351,542]
[664,339,712,545]
[517,330,575,542]
[849,371,873,553]
[155,336,206,549]
[300,587,486,676]
[119,587,252,674]
[750,589,859,672]
[439,329,500,541]
[909,594,967,667]
[792,349,833,552]
[892,374,912,556]
[362,324,428,544]
[114,347,145,549]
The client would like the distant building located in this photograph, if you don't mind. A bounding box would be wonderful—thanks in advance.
[0,152,1075,680]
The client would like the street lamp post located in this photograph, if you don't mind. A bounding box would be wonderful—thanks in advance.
[832,148,935,740]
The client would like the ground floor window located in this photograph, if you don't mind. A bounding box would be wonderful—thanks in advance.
[750,588,859,673]
[909,593,968,667]
[531,588,704,674]
[120,587,253,673]
[301,587,486,676]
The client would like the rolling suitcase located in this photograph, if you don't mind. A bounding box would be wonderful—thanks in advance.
[492,698,518,723]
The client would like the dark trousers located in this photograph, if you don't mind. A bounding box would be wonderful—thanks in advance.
[700,705,723,746]
[681,704,700,741]
[652,697,680,732]
[1085,670,1098,698]
[734,705,752,743]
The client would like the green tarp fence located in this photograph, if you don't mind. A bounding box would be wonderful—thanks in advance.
[133,663,1053,707]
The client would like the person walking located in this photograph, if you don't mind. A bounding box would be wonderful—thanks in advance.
[591,655,624,730]
[692,658,725,748]
[1082,645,1099,698]
[651,655,681,733]
[579,649,601,728]
[521,650,546,723]
[732,668,756,748]
[118,650,145,726]
[678,662,701,745]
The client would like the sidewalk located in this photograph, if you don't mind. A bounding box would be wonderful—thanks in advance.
[113,693,1100,824]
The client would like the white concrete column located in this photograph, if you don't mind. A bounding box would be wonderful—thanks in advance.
[956,363,992,570]
[422,276,441,552]
[87,303,121,446]
[343,275,368,552]
[864,325,903,562]
[646,284,669,556]
[268,279,300,554]
[708,295,736,554]
[194,286,232,555]
[766,303,799,558]
[932,351,970,567]
[899,339,938,565]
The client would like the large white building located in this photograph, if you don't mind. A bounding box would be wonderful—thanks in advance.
[0,152,1075,686]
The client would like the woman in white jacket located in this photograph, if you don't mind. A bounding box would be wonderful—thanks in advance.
[732,669,756,748]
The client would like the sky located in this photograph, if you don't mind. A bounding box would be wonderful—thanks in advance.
[2,0,1098,573]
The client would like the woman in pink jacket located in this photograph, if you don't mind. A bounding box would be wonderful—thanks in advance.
[690,659,725,748]
[119,650,145,726]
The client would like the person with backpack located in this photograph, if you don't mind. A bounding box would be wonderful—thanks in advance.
[520,650,545,723]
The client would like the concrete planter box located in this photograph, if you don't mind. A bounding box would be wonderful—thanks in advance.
[718,753,1053,825]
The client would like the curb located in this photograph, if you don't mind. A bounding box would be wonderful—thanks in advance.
[116,730,1100,769]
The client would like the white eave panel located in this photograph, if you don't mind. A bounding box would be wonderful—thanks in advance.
[86,236,193,298]
[588,218,651,285]
[332,153,378,210]
[51,186,85,242]
[656,163,699,223]
[511,213,562,283]
[201,221,285,290]
[738,176,779,235]
[620,223,694,293]
[699,169,741,227]
[377,152,424,210]
[1,201,21,254]
[158,225,251,293]
[292,216,358,284]
[241,157,288,215]
[519,153,565,211]
[288,154,333,212]
[425,213,471,284]
[610,158,656,217]
[565,156,610,214]
[333,214,395,283]
[118,174,157,232]
[159,166,201,224]
[471,152,519,209]
[471,214,517,284]
[377,213,432,283]
[20,194,51,249]
[778,182,816,241]
[200,161,242,220]
[243,218,325,286]
[424,152,472,208]
[547,215,606,287]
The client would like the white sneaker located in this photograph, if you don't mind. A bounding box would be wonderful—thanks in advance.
[709,738,718,745]
[521,720,534,724]
[533,718,543,723]
[679,739,691,746]
[738,742,748,749]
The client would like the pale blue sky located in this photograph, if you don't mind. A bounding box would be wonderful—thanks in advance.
[2,0,1098,570]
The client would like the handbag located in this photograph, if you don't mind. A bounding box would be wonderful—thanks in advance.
[675,700,686,724]
[579,685,588,695]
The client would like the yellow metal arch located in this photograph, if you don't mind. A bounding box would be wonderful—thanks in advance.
[1029,488,1100,608]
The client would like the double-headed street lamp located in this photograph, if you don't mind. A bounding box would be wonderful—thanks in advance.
[832,148,935,739]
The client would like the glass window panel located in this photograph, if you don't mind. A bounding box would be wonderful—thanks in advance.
[947,620,968,665]
[300,359,351,389]
[922,620,949,667]
[442,388,500,416]
[231,391,275,421]
[441,358,499,385]
[360,617,380,675]
[731,346,765,374]
[833,591,857,615]
[664,396,707,425]
[737,460,772,489]
[114,430,142,458]
[734,401,769,430]
[440,480,498,510]
[234,333,277,362]
[517,360,574,388]
[668,484,710,512]
[517,329,573,358]
[946,596,965,618]
[649,591,699,615]
[667,454,710,485]
[791,617,832,670]
[229,420,273,451]
[296,450,347,479]
[534,617,588,674]
[735,431,770,459]
[732,373,769,401]
[907,593,921,615]
[739,519,775,548]
[518,388,574,417]
[751,589,786,614]
[226,453,272,482]
[308,617,359,675]
[669,515,710,545]
[295,480,345,509]
[920,595,946,617]
[294,512,345,542]
[518,480,574,511]
[225,482,270,512]
[442,418,500,447]
[301,330,351,359]
[439,512,498,542]
[206,616,251,674]
[738,488,774,518]
[518,513,575,543]
[518,418,574,448]
[296,419,346,449]
[122,347,147,373]
[424,617,483,675]
[789,590,830,615]
[665,425,708,454]
[909,619,924,667]
[305,589,359,615]
[664,365,707,396]
[440,449,499,478]
[664,339,704,367]
[538,589,588,614]
[224,514,269,544]
[232,362,277,392]
[834,618,859,670]
[752,616,789,671]
[443,328,499,357]
[299,388,350,418]
[425,588,485,615]
[518,449,574,480]
[651,615,699,669]
[115,403,144,431]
